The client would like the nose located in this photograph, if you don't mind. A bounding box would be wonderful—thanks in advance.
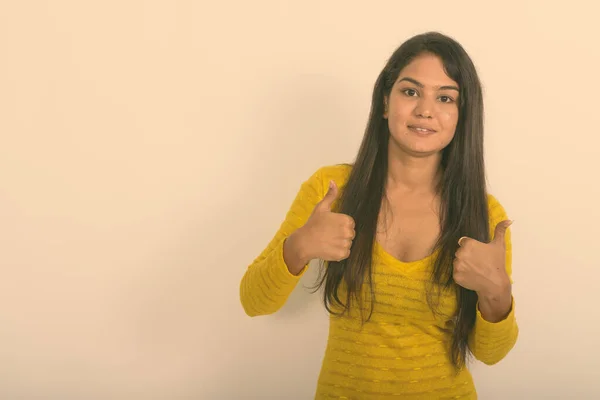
[414,97,434,119]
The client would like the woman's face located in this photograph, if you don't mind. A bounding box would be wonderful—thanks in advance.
[384,53,460,157]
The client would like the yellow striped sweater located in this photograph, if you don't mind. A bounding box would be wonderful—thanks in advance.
[240,164,518,399]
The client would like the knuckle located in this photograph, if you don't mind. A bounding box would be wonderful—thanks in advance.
[337,248,350,261]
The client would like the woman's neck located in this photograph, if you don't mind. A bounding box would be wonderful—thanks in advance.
[386,150,442,194]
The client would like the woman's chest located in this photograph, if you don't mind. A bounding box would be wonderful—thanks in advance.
[376,197,441,263]
[366,262,458,327]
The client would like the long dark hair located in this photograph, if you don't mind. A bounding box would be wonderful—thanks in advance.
[314,32,489,369]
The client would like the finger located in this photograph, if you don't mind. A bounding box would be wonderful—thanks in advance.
[316,180,339,212]
[457,236,470,247]
[452,258,463,274]
[342,226,355,240]
[339,249,351,261]
[492,220,513,246]
[346,215,355,229]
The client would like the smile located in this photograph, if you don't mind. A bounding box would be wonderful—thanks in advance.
[408,126,436,134]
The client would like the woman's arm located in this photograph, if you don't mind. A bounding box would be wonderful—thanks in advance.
[467,197,519,365]
[468,295,518,365]
[239,168,325,317]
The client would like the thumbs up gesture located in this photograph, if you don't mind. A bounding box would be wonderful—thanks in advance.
[284,180,356,274]
[301,180,356,262]
[453,220,513,296]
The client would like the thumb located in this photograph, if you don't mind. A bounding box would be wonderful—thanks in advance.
[492,220,513,246]
[316,180,339,212]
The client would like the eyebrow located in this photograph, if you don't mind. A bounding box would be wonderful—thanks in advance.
[397,77,460,92]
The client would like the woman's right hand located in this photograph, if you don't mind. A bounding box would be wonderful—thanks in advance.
[283,180,355,274]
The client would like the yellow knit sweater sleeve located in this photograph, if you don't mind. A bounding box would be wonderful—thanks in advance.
[239,167,326,317]
[468,195,519,365]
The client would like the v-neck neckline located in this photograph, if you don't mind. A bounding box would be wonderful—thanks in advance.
[373,240,437,270]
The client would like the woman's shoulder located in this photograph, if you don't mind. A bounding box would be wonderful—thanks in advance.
[295,164,352,204]
[316,163,353,183]
[303,163,353,193]
[486,193,510,228]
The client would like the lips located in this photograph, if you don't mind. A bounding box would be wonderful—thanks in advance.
[408,125,437,133]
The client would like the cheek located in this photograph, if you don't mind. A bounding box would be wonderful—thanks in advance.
[388,99,412,119]
[435,110,459,147]
[388,106,411,131]
[438,109,459,133]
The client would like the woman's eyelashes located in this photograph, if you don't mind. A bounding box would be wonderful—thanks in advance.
[402,88,418,97]
[400,87,456,103]
[439,95,455,103]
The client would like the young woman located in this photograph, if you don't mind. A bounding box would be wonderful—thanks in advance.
[239,31,518,399]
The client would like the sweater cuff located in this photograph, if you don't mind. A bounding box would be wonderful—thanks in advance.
[475,296,516,334]
[269,239,308,286]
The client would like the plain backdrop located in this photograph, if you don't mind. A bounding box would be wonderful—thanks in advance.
[1,1,599,399]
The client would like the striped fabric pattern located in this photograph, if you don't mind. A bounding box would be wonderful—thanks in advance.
[240,164,518,399]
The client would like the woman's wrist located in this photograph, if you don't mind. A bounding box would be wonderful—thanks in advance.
[283,229,311,275]
[477,281,512,322]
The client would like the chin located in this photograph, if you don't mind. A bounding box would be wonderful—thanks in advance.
[409,148,443,157]
[391,137,445,157]
[397,145,442,158]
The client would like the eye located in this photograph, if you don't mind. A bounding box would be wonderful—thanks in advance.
[439,95,455,103]
[402,88,418,97]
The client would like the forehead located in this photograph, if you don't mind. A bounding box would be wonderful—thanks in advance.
[396,53,458,88]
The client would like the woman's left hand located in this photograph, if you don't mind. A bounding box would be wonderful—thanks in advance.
[453,220,513,297]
